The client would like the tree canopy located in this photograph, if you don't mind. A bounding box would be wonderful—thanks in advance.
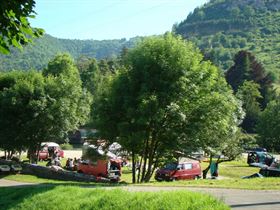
[0,54,92,159]
[0,0,43,54]
[257,98,280,152]
[92,33,243,183]
[236,81,262,133]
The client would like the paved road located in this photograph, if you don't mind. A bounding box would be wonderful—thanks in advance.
[0,178,36,187]
[1,178,280,210]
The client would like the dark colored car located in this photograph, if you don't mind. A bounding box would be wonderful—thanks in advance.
[259,167,280,177]
[155,161,201,181]
[247,151,274,166]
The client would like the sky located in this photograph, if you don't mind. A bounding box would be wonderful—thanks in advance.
[30,0,208,40]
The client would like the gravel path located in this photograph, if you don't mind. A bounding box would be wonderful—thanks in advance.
[0,178,36,187]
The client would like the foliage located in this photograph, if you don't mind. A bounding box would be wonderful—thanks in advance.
[92,33,243,183]
[0,34,142,71]
[226,51,272,100]
[0,54,92,159]
[0,186,229,210]
[0,71,46,156]
[174,0,280,82]
[82,146,107,161]
[257,98,280,152]
[236,81,262,133]
[0,0,44,54]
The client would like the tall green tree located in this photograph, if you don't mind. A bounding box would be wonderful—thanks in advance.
[0,71,46,158]
[236,81,262,133]
[257,98,280,152]
[42,54,92,142]
[226,50,273,107]
[0,0,43,54]
[78,58,100,95]
[0,54,92,160]
[92,33,243,183]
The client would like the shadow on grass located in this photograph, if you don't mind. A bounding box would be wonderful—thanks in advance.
[0,181,130,210]
[0,184,57,210]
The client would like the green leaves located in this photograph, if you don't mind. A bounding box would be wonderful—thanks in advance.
[0,54,92,152]
[0,0,44,54]
[257,98,280,152]
[92,33,242,182]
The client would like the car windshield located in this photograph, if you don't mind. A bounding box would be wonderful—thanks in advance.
[164,163,177,170]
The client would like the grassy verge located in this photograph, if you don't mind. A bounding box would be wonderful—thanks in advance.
[138,178,280,190]
[0,186,229,210]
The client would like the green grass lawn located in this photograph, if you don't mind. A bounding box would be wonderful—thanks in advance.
[2,157,280,190]
[0,186,229,210]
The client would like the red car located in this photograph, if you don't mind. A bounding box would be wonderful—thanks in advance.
[38,142,64,160]
[78,159,122,181]
[155,161,201,181]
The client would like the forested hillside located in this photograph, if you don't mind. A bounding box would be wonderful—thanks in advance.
[174,0,280,81]
[0,34,140,71]
[1,0,280,83]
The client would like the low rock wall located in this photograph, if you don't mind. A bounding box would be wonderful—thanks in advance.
[22,164,97,182]
[1,159,110,183]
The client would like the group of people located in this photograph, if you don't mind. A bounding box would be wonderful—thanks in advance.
[46,150,62,167]
[65,157,80,171]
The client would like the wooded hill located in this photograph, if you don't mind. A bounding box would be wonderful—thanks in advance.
[0,34,141,71]
[174,0,280,82]
[1,0,280,84]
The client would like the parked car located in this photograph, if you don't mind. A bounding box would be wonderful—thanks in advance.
[247,151,274,166]
[78,159,122,182]
[155,161,201,181]
[259,167,280,177]
[0,165,11,174]
[28,142,64,161]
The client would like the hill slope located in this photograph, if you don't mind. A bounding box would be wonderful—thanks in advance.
[174,0,280,80]
[0,34,140,71]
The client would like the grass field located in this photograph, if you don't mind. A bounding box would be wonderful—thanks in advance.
[2,155,280,190]
[0,186,229,210]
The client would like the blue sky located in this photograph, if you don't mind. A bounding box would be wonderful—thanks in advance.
[31,0,208,40]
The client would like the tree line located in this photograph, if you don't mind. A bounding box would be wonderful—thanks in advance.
[1,33,280,182]
[0,1,279,183]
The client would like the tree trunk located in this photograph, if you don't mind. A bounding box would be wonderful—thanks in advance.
[7,150,11,159]
[137,155,143,183]
[140,138,149,182]
[203,155,213,179]
[143,136,158,182]
[132,150,136,184]
[150,157,159,179]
